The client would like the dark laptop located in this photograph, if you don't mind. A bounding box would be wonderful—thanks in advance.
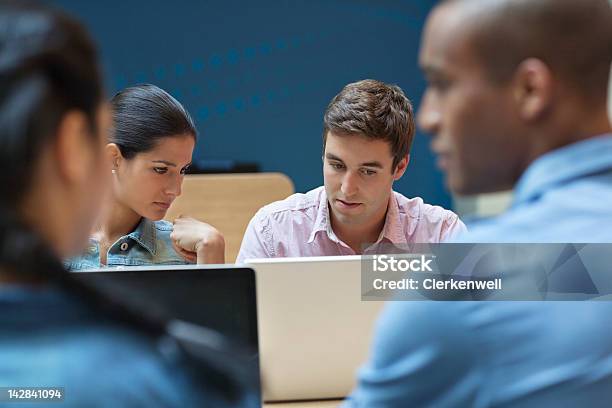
[72,264,260,400]
[72,264,258,350]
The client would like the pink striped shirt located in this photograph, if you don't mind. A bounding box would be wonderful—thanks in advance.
[236,186,466,262]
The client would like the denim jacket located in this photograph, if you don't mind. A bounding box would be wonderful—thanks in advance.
[67,218,189,271]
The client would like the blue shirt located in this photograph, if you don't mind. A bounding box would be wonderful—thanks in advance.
[346,135,612,407]
[0,284,256,408]
[67,219,188,271]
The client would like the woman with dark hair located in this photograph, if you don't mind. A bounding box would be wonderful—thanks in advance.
[0,1,254,406]
[68,83,225,270]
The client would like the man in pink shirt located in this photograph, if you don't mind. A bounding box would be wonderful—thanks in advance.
[236,79,466,262]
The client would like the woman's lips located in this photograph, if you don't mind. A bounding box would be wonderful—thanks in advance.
[154,202,171,210]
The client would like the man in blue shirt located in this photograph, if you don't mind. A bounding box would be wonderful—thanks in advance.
[346,0,612,406]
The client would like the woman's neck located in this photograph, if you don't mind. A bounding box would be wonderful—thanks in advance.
[94,200,142,243]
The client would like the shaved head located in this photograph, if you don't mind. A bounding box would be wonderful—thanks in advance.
[440,0,612,103]
[419,0,612,195]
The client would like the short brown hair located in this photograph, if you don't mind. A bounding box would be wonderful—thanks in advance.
[323,79,415,171]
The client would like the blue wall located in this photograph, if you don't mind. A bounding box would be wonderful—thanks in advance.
[50,0,451,208]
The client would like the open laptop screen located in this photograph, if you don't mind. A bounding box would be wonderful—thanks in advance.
[72,265,258,350]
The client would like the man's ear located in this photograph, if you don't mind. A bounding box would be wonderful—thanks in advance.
[55,110,94,185]
[393,155,410,181]
[512,58,554,122]
[106,143,123,171]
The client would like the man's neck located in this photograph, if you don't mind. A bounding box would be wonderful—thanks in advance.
[533,106,611,158]
[330,204,388,254]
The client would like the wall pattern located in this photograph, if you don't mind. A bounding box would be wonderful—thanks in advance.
[50,0,451,208]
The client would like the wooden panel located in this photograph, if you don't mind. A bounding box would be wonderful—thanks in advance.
[165,173,294,262]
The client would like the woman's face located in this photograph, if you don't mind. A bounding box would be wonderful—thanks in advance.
[112,134,195,221]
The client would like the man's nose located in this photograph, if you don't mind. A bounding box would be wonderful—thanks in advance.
[417,90,441,135]
[340,171,359,197]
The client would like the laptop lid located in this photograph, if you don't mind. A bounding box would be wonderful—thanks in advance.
[73,264,260,401]
[72,264,258,351]
[246,256,385,402]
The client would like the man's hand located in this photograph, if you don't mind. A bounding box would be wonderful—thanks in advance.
[170,215,225,264]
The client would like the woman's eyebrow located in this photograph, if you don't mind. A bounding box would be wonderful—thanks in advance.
[151,160,176,167]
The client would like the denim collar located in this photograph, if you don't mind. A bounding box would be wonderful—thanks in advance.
[125,218,157,256]
[513,134,612,207]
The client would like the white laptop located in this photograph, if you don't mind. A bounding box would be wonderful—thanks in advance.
[245,255,385,402]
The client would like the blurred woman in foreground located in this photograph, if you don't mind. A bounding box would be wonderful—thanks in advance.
[0,1,254,406]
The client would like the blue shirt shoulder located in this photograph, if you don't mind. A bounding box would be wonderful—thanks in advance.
[347,135,612,407]
[459,135,612,243]
[347,300,612,407]
[0,285,256,408]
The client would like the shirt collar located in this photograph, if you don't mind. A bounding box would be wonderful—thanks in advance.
[126,218,157,255]
[307,188,407,246]
[513,134,612,207]
[377,193,407,245]
[307,188,335,244]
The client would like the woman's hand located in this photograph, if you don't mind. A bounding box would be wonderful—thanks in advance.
[170,215,225,264]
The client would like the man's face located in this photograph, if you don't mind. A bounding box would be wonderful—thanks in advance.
[323,131,407,229]
[417,4,524,195]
